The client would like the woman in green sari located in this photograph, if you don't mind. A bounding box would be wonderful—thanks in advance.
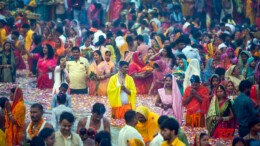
[0,42,16,82]
[242,57,255,79]
[173,57,188,95]
[206,85,235,138]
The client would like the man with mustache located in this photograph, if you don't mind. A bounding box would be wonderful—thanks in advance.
[25,103,53,143]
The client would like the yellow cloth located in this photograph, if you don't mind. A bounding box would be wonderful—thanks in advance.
[0,28,7,46]
[66,57,89,89]
[0,130,6,146]
[225,65,245,90]
[105,44,116,63]
[24,29,34,51]
[118,42,128,60]
[128,138,145,146]
[135,106,159,143]
[107,73,136,109]
[161,137,185,146]
[5,101,26,146]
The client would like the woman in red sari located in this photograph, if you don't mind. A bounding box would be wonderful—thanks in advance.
[206,85,235,138]
[4,87,26,146]
[149,60,171,95]
[128,52,153,94]
[37,44,56,89]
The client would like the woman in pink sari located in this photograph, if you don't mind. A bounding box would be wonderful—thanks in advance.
[155,74,183,124]
[89,50,112,96]
[108,0,123,22]
[128,52,153,94]
[149,60,171,95]
[37,44,56,89]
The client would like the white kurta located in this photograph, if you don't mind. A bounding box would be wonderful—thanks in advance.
[118,125,144,146]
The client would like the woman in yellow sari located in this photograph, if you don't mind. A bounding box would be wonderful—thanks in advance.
[4,87,26,146]
[135,106,159,145]
[225,65,245,91]
[89,50,112,96]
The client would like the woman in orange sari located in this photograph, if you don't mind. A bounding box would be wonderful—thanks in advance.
[128,52,153,94]
[54,38,65,59]
[89,50,112,96]
[4,87,26,146]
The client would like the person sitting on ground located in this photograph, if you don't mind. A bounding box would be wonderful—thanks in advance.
[77,102,110,134]
[150,116,189,146]
[50,83,72,109]
[160,118,185,146]
[51,93,73,131]
[135,106,159,145]
[118,110,144,146]
[38,128,56,146]
[54,112,83,146]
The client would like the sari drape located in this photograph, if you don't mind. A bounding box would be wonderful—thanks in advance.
[151,60,171,95]
[108,0,123,22]
[238,50,251,72]
[135,106,159,143]
[183,59,201,91]
[225,65,245,90]
[37,58,56,89]
[5,87,26,146]
[158,75,183,124]
[206,95,234,137]
[173,58,188,95]
[54,39,65,59]
[220,47,238,66]
[89,61,111,96]
[14,41,26,70]
[203,58,215,82]
[129,52,152,94]
[244,57,255,78]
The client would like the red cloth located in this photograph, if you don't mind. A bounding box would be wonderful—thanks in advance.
[250,84,259,105]
[128,52,152,94]
[37,58,56,89]
[183,85,210,115]
[108,0,123,22]
[13,49,26,70]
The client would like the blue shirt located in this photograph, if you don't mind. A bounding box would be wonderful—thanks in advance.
[233,93,259,126]
[51,94,72,109]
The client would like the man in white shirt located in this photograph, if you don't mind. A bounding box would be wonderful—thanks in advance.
[54,112,83,146]
[182,37,201,61]
[51,93,73,131]
[118,110,144,146]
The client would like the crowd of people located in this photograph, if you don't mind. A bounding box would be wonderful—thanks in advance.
[0,0,260,146]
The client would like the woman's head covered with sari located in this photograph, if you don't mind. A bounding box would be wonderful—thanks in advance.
[176,58,188,72]
[164,74,183,124]
[154,60,170,73]
[245,57,255,78]
[135,106,159,143]
[183,59,201,90]
[225,65,237,80]
[193,133,210,146]
[127,139,144,146]
[132,51,146,68]
[224,80,237,95]
[10,87,23,111]
[238,50,251,69]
